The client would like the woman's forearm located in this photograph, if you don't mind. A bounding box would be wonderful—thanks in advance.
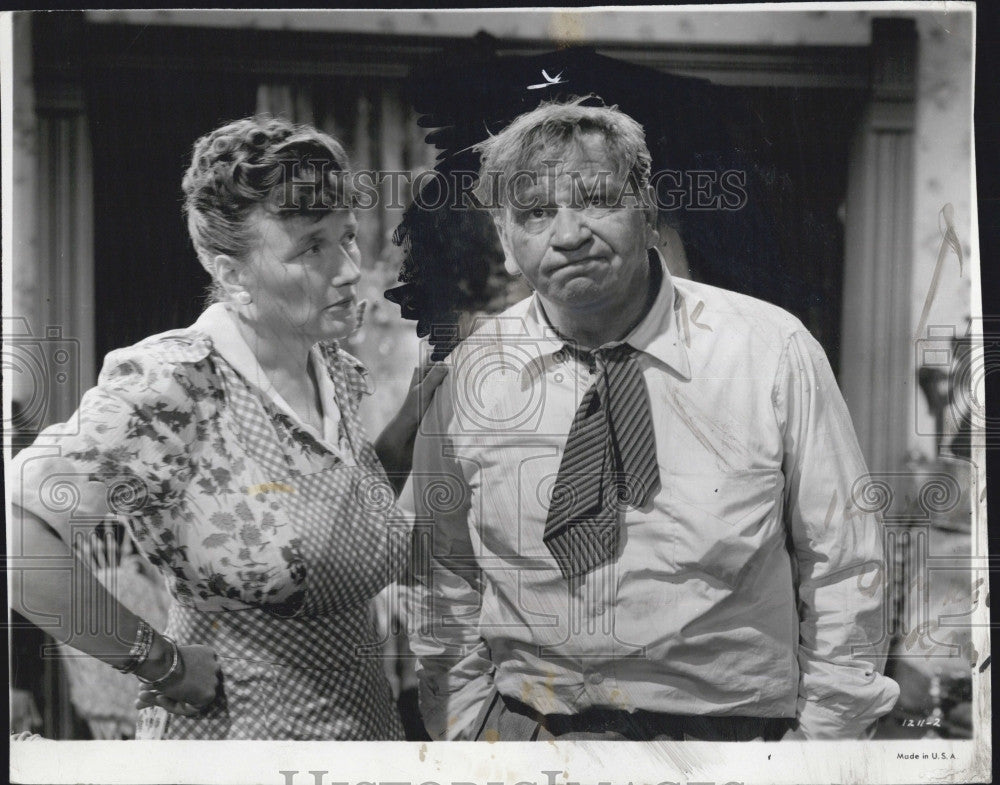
[10,505,173,679]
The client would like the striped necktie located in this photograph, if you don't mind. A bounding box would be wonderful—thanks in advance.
[543,343,661,579]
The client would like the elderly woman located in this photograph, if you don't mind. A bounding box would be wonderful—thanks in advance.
[9,117,444,740]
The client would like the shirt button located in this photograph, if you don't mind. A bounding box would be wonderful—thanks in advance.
[554,350,566,363]
[594,604,606,616]
[588,672,605,685]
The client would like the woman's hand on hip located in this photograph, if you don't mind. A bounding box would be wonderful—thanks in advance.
[135,643,221,717]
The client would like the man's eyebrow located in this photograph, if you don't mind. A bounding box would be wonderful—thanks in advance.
[510,187,555,203]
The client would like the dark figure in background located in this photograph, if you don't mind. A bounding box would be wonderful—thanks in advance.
[388,157,530,360]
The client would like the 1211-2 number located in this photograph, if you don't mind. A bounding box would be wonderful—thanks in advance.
[901,717,942,727]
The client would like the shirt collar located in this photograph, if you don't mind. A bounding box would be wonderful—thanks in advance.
[192,303,343,445]
[522,248,691,380]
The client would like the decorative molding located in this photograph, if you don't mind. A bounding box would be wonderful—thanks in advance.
[840,17,917,473]
[70,22,868,88]
[31,13,97,415]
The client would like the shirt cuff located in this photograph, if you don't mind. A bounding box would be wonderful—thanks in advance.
[792,682,899,739]
[417,650,494,740]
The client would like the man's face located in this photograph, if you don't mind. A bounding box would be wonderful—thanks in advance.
[497,132,656,316]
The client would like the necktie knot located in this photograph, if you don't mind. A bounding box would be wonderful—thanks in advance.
[559,341,633,375]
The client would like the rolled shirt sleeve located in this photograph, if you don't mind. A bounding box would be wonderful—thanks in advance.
[776,329,900,738]
[404,380,494,741]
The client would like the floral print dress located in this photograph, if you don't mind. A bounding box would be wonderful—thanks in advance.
[11,305,407,739]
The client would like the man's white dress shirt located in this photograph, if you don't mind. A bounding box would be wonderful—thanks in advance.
[405,256,899,740]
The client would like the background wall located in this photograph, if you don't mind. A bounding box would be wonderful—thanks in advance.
[910,11,975,458]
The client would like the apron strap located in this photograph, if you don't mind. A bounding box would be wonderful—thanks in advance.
[322,343,379,469]
[213,357,295,480]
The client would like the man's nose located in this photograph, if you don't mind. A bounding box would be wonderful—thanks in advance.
[550,206,592,249]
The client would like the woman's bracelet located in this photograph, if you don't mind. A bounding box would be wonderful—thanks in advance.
[136,635,184,689]
[114,618,155,675]
[137,635,184,689]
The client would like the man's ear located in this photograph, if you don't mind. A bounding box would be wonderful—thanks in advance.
[643,186,661,249]
[492,213,522,277]
[212,254,249,299]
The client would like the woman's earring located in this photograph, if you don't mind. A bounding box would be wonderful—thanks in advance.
[234,291,252,306]
[503,255,521,277]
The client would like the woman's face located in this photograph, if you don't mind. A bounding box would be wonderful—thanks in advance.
[239,207,362,344]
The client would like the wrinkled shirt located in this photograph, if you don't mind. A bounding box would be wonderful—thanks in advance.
[405,255,899,740]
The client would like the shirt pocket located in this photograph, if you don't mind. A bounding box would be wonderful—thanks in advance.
[664,468,786,591]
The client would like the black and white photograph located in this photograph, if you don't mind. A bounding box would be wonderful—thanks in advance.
[3,5,989,784]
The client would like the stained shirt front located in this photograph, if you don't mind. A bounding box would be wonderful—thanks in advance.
[406,254,900,741]
[11,304,405,739]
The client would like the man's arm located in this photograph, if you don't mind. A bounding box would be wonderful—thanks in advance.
[776,329,900,739]
[404,380,494,740]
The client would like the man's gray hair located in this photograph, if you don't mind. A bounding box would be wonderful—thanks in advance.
[473,97,653,212]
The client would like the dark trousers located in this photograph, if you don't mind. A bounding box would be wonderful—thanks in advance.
[474,690,793,741]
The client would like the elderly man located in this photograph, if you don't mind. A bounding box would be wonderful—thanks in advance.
[405,98,898,742]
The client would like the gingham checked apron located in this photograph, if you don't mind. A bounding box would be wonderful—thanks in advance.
[137,349,407,740]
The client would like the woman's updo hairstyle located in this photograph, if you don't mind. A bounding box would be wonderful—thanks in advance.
[182,116,354,298]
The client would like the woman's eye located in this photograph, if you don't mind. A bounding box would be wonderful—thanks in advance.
[305,243,322,255]
[343,232,358,246]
